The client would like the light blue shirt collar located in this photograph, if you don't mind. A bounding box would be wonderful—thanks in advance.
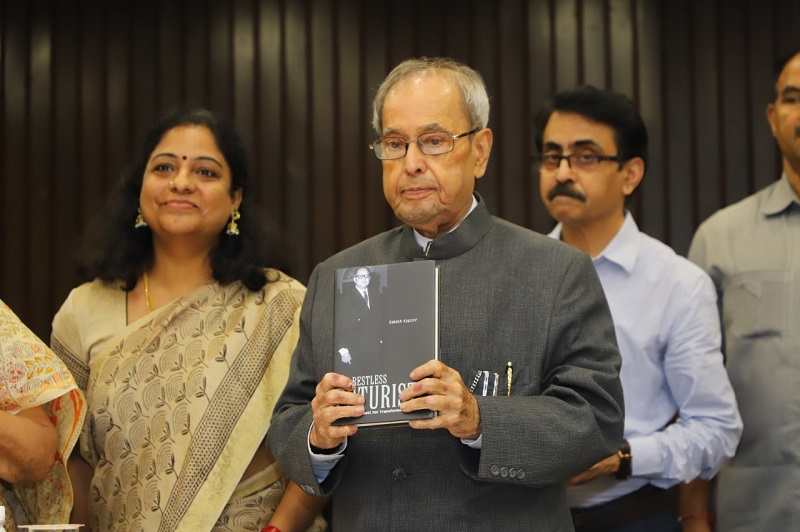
[547,211,641,274]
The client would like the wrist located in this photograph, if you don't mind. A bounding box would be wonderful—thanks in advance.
[678,512,716,526]
[464,393,482,439]
[614,439,632,480]
[310,442,341,455]
[308,421,344,455]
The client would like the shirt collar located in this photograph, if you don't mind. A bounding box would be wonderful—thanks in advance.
[596,212,640,273]
[412,195,479,251]
[548,211,640,274]
[760,173,800,216]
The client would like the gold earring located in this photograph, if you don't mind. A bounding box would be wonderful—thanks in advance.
[226,208,241,236]
[134,207,148,228]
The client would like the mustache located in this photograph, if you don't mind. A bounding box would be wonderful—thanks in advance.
[546,181,586,202]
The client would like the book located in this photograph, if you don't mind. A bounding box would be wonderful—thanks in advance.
[332,260,439,426]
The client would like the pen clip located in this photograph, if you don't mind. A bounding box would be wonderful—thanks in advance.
[468,369,482,394]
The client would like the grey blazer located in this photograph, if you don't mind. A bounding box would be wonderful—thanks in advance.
[268,194,624,531]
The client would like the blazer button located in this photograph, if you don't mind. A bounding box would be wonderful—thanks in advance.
[392,466,407,481]
[490,465,500,477]
[500,467,509,478]
[509,468,517,478]
[517,469,526,480]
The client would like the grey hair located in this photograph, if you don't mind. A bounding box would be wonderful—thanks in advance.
[371,57,490,135]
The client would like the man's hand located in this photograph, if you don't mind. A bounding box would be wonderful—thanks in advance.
[680,519,712,532]
[309,372,364,450]
[399,360,481,439]
[565,453,620,486]
[679,478,714,532]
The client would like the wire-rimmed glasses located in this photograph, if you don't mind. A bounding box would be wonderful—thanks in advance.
[369,128,480,160]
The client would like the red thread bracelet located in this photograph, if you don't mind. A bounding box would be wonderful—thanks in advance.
[261,526,282,532]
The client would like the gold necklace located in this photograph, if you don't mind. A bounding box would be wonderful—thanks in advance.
[143,271,154,313]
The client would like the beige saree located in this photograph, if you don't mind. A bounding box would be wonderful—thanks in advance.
[0,299,86,531]
[51,270,307,531]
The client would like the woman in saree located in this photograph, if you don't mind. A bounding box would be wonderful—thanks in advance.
[1,299,86,531]
[51,109,326,531]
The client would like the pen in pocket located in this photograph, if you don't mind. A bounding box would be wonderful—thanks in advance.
[468,367,506,396]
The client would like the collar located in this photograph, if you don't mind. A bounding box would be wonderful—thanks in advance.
[400,194,492,261]
[412,195,479,251]
[548,211,640,274]
[760,173,800,216]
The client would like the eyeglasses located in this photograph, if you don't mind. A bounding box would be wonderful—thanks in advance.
[534,153,624,171]
[369,128,480,160]
[354,274,371,280]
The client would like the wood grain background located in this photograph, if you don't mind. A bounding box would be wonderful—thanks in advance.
[1,0,798,338]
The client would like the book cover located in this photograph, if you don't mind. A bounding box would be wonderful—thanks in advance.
[332,260,438,426]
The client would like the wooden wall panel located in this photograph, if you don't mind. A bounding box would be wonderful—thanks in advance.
[309,0,337,268]
[608,0,635,96]
[496,0,530,228]
[748,0,781,195]
[689,0,721,248]
[527,0,557,233]
[51,0,81,318]
[256,0,284,226]
[105,2,131,188]
[718,0,749,214]
[472,0,500,213]
[635,0,666,238]
[1,0,799,339]
[2,0,28,312]
[362,3,394,240]
[283,0,310,272]
[27,0,53,332]
[335,1,365,251]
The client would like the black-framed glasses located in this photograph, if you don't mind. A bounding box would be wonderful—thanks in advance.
[533,153,624,171]
[369,128,480,160]
[353,274,371,280]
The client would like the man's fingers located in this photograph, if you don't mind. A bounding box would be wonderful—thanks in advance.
[310,377,366,450]
[316,372,355,394]
[312,382,365,413]
[315,403,365,425]
[409,359,448,381]
[310,410,360,449]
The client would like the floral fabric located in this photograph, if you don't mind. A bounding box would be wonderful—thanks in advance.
[0,299,86,529]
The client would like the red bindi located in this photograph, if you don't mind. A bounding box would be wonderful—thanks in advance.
[182,156,187,160]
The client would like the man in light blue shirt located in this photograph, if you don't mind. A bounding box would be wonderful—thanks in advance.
[535,85,742,531]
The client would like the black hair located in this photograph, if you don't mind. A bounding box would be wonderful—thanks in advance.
[78,107,290,292]
[534,85,649,171]
[773,48,800,95]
